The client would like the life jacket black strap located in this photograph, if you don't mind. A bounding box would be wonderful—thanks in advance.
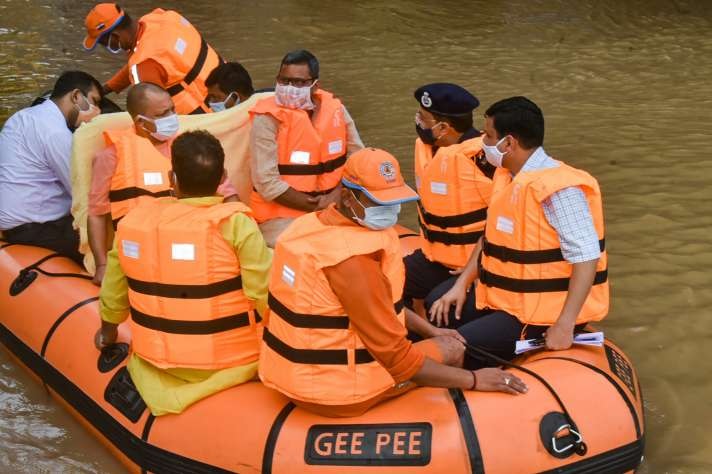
[112,216,123,231]
[482,238,606,264]
[277,154,347,176]
[252,185,337,197]
[127,275,242,299]
[304,186,338,197]
[479,268,608,293]
[262,328,375,365]
[419,219,483,245]
[166,37,209,96]
[109,187,172,203]
[130,307,259,335]
[268,293,404,330]
[417,201,487,229]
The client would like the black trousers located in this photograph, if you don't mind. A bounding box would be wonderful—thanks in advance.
[456,310,586,369]
[2,214,83,265]
[425,277,585,369]
[403,249,454,308]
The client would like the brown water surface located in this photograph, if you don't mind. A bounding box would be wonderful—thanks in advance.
[1,0,711,472]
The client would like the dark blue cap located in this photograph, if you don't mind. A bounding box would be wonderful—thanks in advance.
[414,83,479,117]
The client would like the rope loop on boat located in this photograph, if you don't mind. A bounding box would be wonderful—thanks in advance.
[464,342,588,458]
[9,252,92,296]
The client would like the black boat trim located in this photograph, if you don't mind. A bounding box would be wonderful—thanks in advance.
[535,356,642,438]
[448,388,485,474]
[0,322,234,473]
[40,297,99,357]
[262,402,296,474]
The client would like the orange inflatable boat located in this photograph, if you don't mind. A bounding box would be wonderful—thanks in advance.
[0,235,644,473]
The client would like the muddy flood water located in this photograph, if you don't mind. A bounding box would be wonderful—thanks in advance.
[1,0,711,472]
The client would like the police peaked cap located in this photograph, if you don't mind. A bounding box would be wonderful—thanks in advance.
[414,83,479,117]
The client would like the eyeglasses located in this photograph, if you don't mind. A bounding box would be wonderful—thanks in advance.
[276,76,317,88]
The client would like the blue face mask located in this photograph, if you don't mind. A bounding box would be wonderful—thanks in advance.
[209,92,239,112]
[350,190,401,230]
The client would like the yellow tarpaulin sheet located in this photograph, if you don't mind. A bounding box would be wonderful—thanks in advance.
[70,92,272,273]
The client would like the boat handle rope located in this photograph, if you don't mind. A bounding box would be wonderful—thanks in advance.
[463,342,588,457]
[551,424,582,454]
[10,252,92,296]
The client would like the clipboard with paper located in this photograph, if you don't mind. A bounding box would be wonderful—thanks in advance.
[515,331,605,355]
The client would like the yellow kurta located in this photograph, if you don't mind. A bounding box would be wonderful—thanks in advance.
[100,196,272,415]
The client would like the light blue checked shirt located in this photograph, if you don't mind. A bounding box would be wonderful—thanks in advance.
[517,147,601,264]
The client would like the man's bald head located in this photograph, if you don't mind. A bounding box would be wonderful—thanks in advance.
[127,82,174,118]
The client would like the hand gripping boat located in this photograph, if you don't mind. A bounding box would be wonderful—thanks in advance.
[0,238,644,474]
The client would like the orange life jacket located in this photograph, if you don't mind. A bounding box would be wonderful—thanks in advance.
[128,9,222,115]
[248,91,348,223]
[476,162,609,326]
[258,213,406,405]
[105,127,172,229]
[116,198,262,370]
[414,135,494,268]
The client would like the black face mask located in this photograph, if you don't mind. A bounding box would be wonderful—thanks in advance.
[415,123,437,145]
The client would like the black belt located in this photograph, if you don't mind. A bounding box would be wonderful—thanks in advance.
[479,268,608,293]
[419,219,483,245]
[262,328,375,365]
[109,187,172,203]
[268,293,404,330]
[482,238,606,264]
[417,201,487,229]
[166,37,210,97]
[130,307,259,335]
[277,154,346,176]
[127,275,243,299]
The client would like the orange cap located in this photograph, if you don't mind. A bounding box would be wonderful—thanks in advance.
[83,3,125,51]
[341,148,419,205]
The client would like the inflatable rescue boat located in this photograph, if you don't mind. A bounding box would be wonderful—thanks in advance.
[0,236,644,473]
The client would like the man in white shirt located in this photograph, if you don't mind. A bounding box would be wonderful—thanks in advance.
[0,71,102,263]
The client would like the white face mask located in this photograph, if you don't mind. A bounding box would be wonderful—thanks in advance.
[105,34,126,54]
[274,81,317,110]
[482,136,509,168]
[350,190,400,230]
[138,113,180,142]
[74,93,99,127]
[209,92,239,113]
